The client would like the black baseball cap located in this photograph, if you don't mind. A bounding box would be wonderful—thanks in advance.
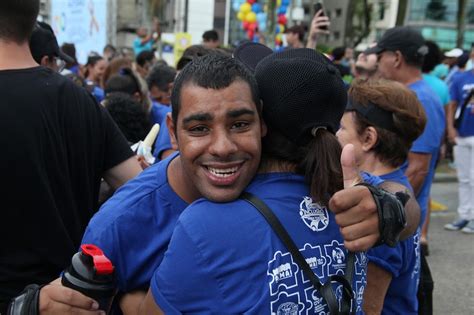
[30,22,74,64]
[365,26,428,59]
[235,43,347,145]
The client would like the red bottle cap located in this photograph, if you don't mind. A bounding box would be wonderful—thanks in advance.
[81,244,114,275]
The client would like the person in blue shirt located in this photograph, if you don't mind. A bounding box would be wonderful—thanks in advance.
[139,49,416,314]
[337,79,427,314]
[366,25,445,314]
[445,67,474,233]
[133,26,158,56]
[85,55,107,103]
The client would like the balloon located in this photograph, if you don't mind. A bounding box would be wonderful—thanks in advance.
[245,11,257,23]
[237,11,245,21]
[278,24,285,33]
[276,33,283,41]
[242,21,249,30]
[282,0,290,6]
[247,0,256,4]
[257,12,267,22]
[259,21,266,32]
[247,29,255,40]
[248,22,257,31]
[232,2,240,11]
[252,3,262,13]
[278,5,287,15]
[277,0,282,6]
[277,14,287,25]
[240,2,251,14]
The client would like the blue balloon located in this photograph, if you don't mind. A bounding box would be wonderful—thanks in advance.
[278,5,287,15]
[282,0,290,6]
[259,22,266,32]
[257,12,266,22]
[252,3,262,13]
[232,2,240,11]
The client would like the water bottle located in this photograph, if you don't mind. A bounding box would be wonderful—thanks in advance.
[62,244,117,313]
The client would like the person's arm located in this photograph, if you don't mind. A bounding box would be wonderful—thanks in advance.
[138,291,164,315]
[405,152,431,196]
[363,263,392,315]
[446,100,458,144]
[103,155,142,190]
[119,290,148,315]
[306,9,330,50]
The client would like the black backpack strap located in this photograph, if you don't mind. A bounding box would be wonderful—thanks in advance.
[241,192,355,315]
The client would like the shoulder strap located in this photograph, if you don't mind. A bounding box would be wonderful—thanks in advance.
[241,192,355,315]
[455,88,474,129]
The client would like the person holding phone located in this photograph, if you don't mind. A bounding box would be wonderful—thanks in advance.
[307,3,331,50]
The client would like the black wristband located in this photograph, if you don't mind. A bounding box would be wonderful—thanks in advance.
[7,284,43,315]
[357,183,409,247]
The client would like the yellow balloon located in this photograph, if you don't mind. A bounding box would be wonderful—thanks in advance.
[240,2,251,14]
[246,11,257,23]
[279,24,285,33]
[237,11,245,21]
[276,33,283,41]
[277,0,282,7]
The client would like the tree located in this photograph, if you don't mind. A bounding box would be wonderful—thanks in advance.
[396,0,408,26]
[457,0,467,48]
[346,0,371,47]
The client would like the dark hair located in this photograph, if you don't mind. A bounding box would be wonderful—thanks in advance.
[105,68,141,96]
[146,64,177,91]
[422,40,442,73]
[61,43,78,68]
[171,54,260,127]
[202,30,219,42]
[332,47,346,61]
[261,128,343,205]
[348,79,426,168]
[176,45,230,70]
[84,55,104,78]
[457,52,469,68]
[104,92,151,144]
[136,50,155,67]
[401,50,425,68]
[0,0,39,43]
[286,25,306,42]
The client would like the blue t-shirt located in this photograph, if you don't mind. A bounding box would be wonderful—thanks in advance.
[151,173,368,314]
[449,70,474,137]
[423,73,450,106]
[150,102,173,159]
[367,169,421,315]
[403,80,445,225]
[133,37,154,56]
[81,152,188,291]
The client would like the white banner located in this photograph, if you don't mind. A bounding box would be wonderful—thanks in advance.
[51,0,108,64]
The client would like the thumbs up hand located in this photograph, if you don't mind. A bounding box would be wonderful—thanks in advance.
[329,144,380,252]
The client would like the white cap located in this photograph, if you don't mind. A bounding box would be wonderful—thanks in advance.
[445,48,463,58]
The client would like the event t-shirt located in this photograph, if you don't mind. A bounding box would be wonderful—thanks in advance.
[152,108,173,159]
[0,66,133,311]
[423,73,450,106]
[367,169,421,315]
[403,79,445,225]
[151,173,368,314]
[81,152,187,291]
[449,70,474,137]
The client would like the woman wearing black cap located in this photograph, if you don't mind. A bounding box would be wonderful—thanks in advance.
[138,49,369,314]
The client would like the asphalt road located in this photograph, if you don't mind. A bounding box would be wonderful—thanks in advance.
[428,180,474,314]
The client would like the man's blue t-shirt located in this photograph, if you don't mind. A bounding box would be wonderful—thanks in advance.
[403,80,445,225]
[81,152,188,291]
[367,169,421,315]
[151,173,368,314]
[133,37,154,56]
[449,70,474,137]
[150,102,173,159]
[423,73,450,106]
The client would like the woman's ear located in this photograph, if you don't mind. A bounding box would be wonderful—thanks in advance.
[362,126,378,151]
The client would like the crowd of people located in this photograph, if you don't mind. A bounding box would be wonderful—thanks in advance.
[1,0,473,314]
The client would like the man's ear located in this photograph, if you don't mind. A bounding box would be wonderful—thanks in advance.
[40,55,50,67]
[362,126,378,151]
[394,51,403,68]
[166,112,179,150]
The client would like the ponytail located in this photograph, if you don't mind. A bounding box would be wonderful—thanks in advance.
[299,129,343,206]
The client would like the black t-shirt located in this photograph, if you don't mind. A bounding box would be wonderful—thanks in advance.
[0,67,133,309]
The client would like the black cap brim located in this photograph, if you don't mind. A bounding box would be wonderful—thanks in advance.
[233,42,273,73]
[363,45,384,55]
[58,50,75,64]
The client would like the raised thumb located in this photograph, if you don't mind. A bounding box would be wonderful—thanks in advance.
[341,143,362,188]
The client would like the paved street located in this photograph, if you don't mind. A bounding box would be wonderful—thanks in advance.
[428,180,474,314]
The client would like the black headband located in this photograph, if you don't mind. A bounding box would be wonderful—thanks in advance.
[345,99,398,133]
